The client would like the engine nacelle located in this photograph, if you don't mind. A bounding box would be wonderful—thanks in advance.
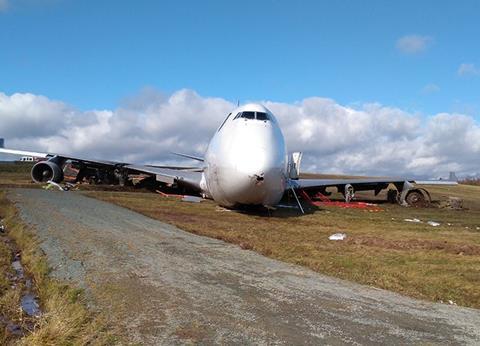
[31,161,64,183]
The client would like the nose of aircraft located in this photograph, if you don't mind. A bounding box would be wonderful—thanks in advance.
[222,122,287,205]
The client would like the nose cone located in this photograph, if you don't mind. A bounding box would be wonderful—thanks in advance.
[221,120,287,206]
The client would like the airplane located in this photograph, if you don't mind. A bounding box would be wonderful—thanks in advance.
[0,103,456,213]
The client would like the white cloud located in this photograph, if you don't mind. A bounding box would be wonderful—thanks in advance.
[1,89,479,178]
[458,63,480,77]
[396,35,432,54]
[420,83,440,95]
[0,0,8,12]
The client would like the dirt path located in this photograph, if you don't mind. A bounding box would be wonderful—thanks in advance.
[7,189,480,345]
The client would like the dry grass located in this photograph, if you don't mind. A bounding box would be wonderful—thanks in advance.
[87,184,480,309]
[2,163,480,308]
[0,163,35,188]
[0,191,118,345]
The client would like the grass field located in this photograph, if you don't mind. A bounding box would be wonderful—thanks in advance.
[1,162,480,309]
[0,162,35,188]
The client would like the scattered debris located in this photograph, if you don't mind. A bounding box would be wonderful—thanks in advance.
[276,204,299,209]
[448,300,457,306]
[329,233,347,241]
[404,218,422,223]
[156,190,182,198]
[215,206,232,212]
[0,224,5,233]
[447,197,463,210]
[44,181,67,191]
[181,195,203,203]
[299,190,383,211]
[427,221,441,227]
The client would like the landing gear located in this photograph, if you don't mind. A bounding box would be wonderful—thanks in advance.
[387,189,398,204]
[405,189,429,208]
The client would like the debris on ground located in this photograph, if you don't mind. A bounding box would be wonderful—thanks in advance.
[181,196,203,203]
[299,190,383,211]
[329,233,347,241]
[43,180,66,191]
[404,218,422,223]
[438,197,464,210]
[156,190,182,198]
[156,190,203,203]
[276,204,299,209]
[447,197,463,210]
[427,221,441,227]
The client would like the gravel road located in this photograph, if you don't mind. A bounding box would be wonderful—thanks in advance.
[7,188,480,345]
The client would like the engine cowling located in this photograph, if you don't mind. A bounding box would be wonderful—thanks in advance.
[31,161,64,183]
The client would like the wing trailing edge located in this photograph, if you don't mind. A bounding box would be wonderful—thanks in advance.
[171,152,204,162]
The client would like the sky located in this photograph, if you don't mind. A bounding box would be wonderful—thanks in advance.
[0,0,479,177]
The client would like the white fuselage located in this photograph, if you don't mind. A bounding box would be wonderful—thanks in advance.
[202,104,288,207]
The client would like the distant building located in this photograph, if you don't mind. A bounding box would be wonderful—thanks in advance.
[449,172,458,182]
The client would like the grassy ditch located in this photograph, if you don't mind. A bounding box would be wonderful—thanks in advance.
[87,184,480,309]
[0,191,116,345]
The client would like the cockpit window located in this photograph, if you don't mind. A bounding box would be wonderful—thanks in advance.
[234,111,270,121]
[256,112,269,121]
[242,111,255,119]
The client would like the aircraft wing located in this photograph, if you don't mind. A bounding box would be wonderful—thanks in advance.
[0,148,121,167]
[0,147,203,190]
[125,164,203,191]
[290,177,457,194]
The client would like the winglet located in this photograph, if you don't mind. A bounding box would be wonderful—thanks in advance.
[0,138,4,148]
[171,152,204,162]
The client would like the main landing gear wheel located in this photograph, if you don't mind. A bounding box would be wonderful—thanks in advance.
[405,189,429,208]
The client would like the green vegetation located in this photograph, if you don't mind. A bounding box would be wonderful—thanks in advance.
[0,191,116,345]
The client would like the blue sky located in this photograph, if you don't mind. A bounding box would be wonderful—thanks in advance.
[1,0,479,116]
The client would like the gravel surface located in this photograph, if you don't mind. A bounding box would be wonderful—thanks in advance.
[7,188,480,345]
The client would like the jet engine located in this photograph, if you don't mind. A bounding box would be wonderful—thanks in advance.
[31,160,64,183]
